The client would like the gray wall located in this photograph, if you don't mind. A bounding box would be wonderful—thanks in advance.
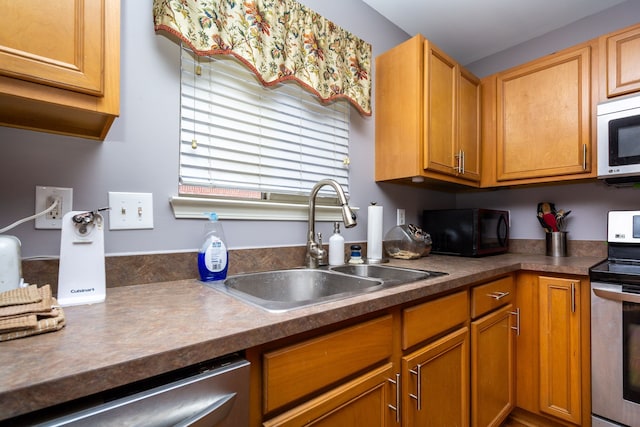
[459,0,640,241]
[0,0,451,259]
[1,1,639,259]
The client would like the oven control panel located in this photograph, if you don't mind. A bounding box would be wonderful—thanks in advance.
[608,210,640,243]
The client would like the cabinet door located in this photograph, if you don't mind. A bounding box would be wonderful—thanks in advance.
[603,23,640,98]
[402,327,469,427]
[458,67,482,182]
[263,364,395,427]
[495,45,592,182]
[0,0,119,140]
[424,42,457,177]
[0,0,104,95]
[375,34,424,182]
[471,304,516,427]
[538,276,582,425]
[375,35,480,187]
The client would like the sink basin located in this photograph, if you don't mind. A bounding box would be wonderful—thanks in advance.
[207,265,446,313]
[329,264,446,286]
[210,269,384,312]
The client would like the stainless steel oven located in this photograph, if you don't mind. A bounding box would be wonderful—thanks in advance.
[591,211,640,426]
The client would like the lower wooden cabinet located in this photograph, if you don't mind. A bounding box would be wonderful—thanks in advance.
[515,272,590,426]
[471,304,516,427]
[538,276,582,424]
[249,271,590,427]
[262,315,393,414]
[264,363,395,427]
[402,327,470,427]
[469,275,516,427]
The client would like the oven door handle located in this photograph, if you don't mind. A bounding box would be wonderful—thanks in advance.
[593,285,640,304]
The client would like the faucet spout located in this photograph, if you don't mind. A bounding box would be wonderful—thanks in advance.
[306,179,357,268]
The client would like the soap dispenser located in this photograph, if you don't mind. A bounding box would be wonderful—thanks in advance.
[328,222,345,266]
[198,213,229,282]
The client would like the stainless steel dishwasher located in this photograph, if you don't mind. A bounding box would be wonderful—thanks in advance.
[15,354,250,427]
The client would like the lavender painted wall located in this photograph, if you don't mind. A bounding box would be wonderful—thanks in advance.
[460,0,640,240]
[0,0,450,258]
[1,1,639,259]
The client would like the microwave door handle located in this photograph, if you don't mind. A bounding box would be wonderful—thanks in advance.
[497,215,508,247]
[592,285,640,304]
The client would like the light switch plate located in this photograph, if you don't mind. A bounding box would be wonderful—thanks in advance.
[108,192,154,230]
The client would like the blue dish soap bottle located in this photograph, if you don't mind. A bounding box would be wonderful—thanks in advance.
[198,213,229,282]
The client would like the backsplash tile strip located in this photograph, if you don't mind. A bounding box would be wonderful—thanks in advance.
[21,240,606,296]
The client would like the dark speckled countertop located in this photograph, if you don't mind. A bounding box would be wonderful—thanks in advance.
[0,253,603,421]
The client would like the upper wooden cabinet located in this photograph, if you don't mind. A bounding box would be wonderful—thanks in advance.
[601,22,640,99]
[0,0,120,140]
[482,41,596,186]
[375,34,481,187]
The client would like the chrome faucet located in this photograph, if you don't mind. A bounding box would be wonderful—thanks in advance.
[305,179,357,268]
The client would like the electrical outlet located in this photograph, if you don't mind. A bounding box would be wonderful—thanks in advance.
[35,186,73,229]
[108,192,154,230]
[397,208,406,226]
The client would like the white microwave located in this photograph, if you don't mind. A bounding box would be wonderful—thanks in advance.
[597,94,640,184]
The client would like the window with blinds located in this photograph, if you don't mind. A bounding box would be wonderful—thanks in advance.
[179,47,351,201]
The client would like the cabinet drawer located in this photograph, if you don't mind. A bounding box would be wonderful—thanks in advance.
[471,275,514,319]
[263,363,394,427]
[263,315,393,414]
[402,291,468,350]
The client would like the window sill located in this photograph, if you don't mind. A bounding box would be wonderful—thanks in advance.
[170,196,359,221]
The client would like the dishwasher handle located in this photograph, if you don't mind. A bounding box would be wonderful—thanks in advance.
[176,393,236,427]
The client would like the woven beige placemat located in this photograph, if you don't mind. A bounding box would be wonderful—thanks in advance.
[0,285,42,307]
[0,314,38,332]
[0,285,52,317]
[0,298,65,342]
[0,285,66,342]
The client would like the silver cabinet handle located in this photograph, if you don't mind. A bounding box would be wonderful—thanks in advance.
[409,364,422,411]
[510,307,520,336]
[583,144,587,170]
[570,282,576,313]
[454,150,462,173]
[593,285,640,304]
[461,151,465,175]
[487,291,510,300]
[388,373,401,423]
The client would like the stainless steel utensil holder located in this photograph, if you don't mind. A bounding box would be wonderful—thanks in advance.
[546,231,568,257]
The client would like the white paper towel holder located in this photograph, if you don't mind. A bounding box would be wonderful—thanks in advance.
[366,202,388,264]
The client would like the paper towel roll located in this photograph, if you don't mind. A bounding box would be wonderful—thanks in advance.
[367,204,383,261]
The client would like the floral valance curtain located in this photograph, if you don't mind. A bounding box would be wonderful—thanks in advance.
[153,0,372,116]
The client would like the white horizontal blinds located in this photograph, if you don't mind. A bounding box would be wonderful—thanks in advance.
[179,47,350,198]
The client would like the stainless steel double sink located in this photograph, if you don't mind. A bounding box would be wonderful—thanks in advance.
[206,264,446,312]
